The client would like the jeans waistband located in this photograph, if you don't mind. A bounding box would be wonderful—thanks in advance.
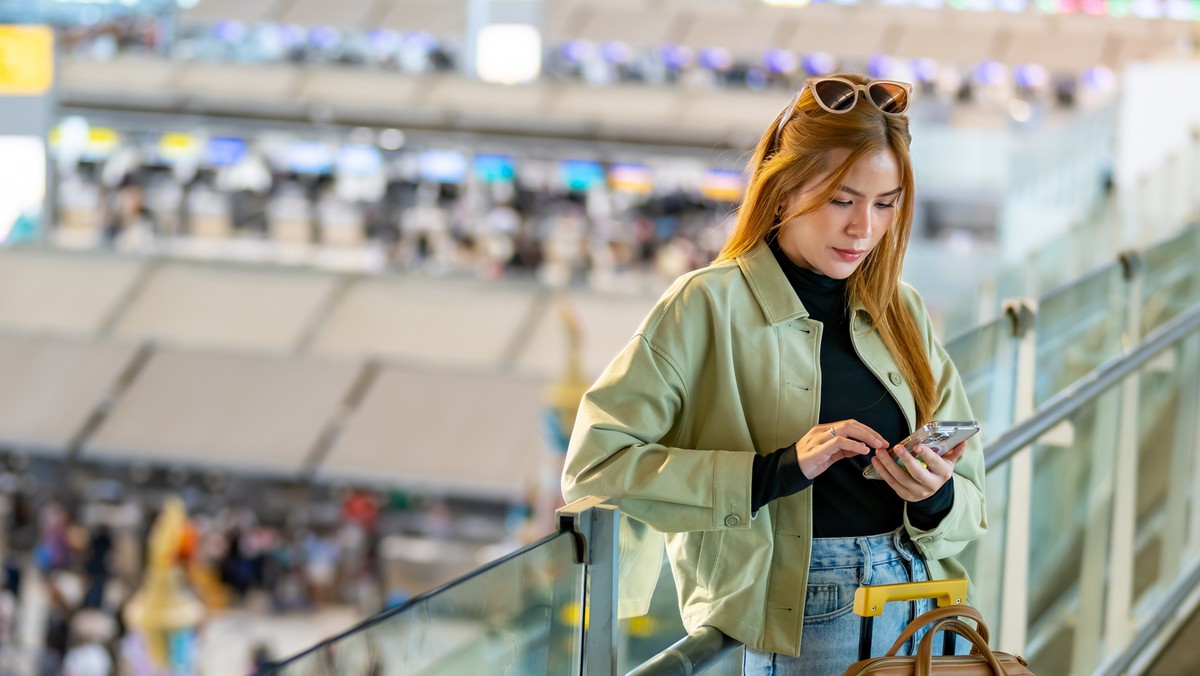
[808,528,917,569]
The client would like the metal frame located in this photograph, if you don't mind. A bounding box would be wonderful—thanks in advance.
[557,496,620,676]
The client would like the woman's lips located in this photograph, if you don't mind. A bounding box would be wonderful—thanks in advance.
[833,248,865,262]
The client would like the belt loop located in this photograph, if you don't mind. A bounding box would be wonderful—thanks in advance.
[856,536,873,580]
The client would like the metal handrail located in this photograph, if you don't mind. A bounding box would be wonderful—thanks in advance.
[629,301,1200,675]
[983,302,1200,470]
[626,626,740,676]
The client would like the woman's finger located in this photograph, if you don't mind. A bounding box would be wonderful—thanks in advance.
[830,419,887,449]
[826,437,872,458]
[872,449,920,500]
[894,444,939,487]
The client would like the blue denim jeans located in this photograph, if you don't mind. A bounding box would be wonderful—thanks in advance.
[743,528,966,675]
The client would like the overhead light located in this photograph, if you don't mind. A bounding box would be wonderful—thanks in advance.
[477,24,541,85]
[378,129,406,151]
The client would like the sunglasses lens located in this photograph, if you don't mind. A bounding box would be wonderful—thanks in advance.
[812,80,857,112]
[869,82,909,114]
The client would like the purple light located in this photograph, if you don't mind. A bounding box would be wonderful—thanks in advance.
[1013,63,1049,89]
[763,48,798,75]
[867,54,893,79]
[660,45,694,69]
[308,27,340,49]
[600,41,633,64]
[212,21,247,43]
[802,52,837,76]
[911,57,939,83]
[1081,66,1115,90]
[974,60,1006,85]
[560,40,593,63]
[698,47,734,71]
[403,32,438,52]
[368,29,400,52]
[278,24,306,47]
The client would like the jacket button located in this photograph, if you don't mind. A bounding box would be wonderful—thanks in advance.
[888,372,902,386]
[724,515,741,527]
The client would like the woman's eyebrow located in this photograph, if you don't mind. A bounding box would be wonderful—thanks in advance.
[839,185,902,198]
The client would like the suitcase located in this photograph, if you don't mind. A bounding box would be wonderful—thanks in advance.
[843,579,1034,675]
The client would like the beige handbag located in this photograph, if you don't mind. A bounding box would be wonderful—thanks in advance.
[843,580,1034,675]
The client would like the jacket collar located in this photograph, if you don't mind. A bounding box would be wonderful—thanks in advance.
[737,240,808,325]
[736,239,873,327]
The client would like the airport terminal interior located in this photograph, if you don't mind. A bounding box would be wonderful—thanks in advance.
[0,0,1199,674]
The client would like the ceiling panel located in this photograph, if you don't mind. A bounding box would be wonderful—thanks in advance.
[0,250,145,335]
[178,63,301,101]
[85,350,359,475]
[1001,33,1107,72]
[676,13,791,53]
[513,292,659,379]
[425,78,550,117]
[549,84,680,126]
[318,368,544,498]
[575,9,678,47]
[377,2,466,36]
[278,0,378,30]
[0,334,138,454]
[308,277,539,369]
[180,0,282,24]
[790,19,890,60]
[109,262,339,352]
[299,69,427,110]
[892,26,999,64]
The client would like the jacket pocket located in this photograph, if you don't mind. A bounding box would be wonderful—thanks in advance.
[802,564,861,622]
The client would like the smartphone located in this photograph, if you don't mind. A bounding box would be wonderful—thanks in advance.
[862,420,980,480]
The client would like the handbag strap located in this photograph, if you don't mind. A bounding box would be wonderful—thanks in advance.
[915,618,1006,676]
[883,604,988,657]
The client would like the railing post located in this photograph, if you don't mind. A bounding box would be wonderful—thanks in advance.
[999,298,1036,654]
[558,496,620,676]
[1103,251,1145,661]
[1162,333,1200,585]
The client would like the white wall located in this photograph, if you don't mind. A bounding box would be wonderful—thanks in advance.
[1115,59,1200,190]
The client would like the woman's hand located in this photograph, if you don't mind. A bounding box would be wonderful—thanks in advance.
[871,440,968,501]
[794,420,888,480]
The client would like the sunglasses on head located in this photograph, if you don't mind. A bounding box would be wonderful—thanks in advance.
[774,77,913,147]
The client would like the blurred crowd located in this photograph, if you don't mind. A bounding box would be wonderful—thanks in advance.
[62,163,732,293]
[0,464,522,676]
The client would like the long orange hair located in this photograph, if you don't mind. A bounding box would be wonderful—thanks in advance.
[716,73,936,425]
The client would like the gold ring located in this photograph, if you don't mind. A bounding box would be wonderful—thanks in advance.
[829,426,837,439]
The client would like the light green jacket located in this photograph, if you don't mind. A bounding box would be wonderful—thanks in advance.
[561,240,987,657]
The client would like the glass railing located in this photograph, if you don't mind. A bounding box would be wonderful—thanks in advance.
[261,531,585,674]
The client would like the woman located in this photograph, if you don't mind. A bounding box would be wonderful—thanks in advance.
[561,73,986,674]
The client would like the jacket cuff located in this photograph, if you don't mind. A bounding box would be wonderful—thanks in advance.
[713,450,755,530]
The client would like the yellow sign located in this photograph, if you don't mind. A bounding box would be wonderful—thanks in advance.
[0,26,54,96]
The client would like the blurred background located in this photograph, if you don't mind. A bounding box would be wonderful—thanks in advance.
[0,0,1198,674]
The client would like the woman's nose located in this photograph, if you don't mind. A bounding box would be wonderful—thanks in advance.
[847,206,874,238]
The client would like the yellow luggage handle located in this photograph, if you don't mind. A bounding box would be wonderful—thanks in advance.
[853,579,969,617]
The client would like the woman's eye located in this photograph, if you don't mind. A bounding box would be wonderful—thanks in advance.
[876,202,897,210]
[831,199,851,207]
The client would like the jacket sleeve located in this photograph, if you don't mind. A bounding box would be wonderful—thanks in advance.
[561,331,755,534]
[901,290,988,560]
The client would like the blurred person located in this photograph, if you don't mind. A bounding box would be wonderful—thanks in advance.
[4,491,36,601]
[82,524,114,609]
[562,74,985,674]
[301,529,340,607]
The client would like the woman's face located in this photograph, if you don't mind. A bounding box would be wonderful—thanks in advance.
[776,148,902,279]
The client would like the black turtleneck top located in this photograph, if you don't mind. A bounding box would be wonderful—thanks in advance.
[749,236,954,536]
